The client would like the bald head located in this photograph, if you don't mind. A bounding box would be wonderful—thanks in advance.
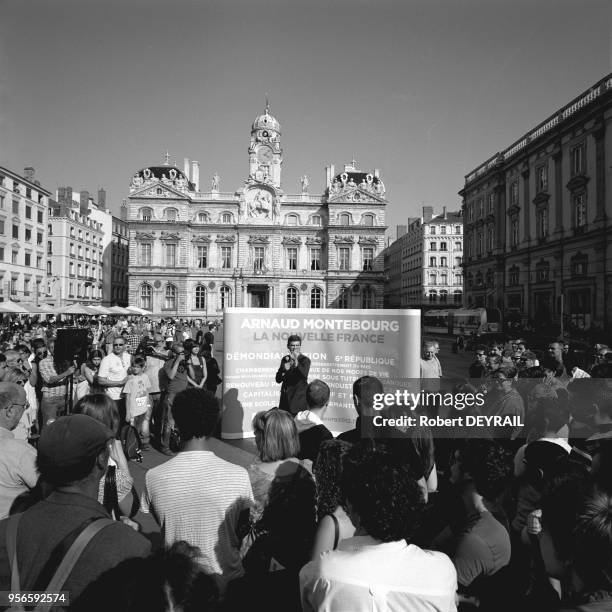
[0,382,27,431]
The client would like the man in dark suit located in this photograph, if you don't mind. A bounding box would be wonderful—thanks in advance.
[275,335,310,415]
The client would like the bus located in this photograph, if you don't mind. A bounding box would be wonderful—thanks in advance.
[422,310,451,334]
[422,308,502,336]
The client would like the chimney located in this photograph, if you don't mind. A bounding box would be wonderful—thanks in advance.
[183,158,190,180]
[374,168,380,178]
[65,187,73,207]
[423,206,433,223]
[397,225,407,239]
[80,190,89,216]
[98,188,106,210]
[23,167,35,182]
[191,160,200,191]
[120,198,128,221]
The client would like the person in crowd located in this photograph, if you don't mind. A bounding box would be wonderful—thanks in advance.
[158,342,190,455]
[295,379,334,461]
[300,442,457,611]
[122,356,152,448]
[143,335,169,446]
[421,341,442,392]
[141,388,253,593]
[184,338,208,389]
[75,541,220,612]
[0,414,151,606]
[0,382,38,519]
[0,354,7,382]
[97,334,131,423]
[241,409,316,609]
[77,349,104,399]
[469,346,488,378]
[439,440,512,605]
[546,341,570,383]
[203,344,221,395]
[203,324,215,357]
[311,439,355,559]
[104,323,121,356]
[2,366,38,441]
[486,354,503,376]
[124,326,141,356]
[275,334,311,415]
[73,394,136,517]
[38,337,77,427]
[485,365,525,439]
[337,375,384,444]
[539,468,612,611]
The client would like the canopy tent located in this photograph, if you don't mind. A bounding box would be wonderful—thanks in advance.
[107,306,133,315]
[124,306,152,315]
[31,304,56,313]
[55,303,101,316]
[0,300,37,314]
[87,305,113,315]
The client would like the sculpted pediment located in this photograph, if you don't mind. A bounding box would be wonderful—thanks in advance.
[358,236,378,245]
[247,235,271,245]
[216,234,236,243]
[191,235,212,243]
[159,231,181,241]
[130,182,188,199]
[135,232,156,241]
[282,236,302,245]
[333,235,355,244]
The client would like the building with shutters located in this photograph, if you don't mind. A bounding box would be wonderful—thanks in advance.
[126,106,388,316]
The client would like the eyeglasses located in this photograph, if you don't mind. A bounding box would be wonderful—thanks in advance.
[113,343,125,347]
[476,353,486,357]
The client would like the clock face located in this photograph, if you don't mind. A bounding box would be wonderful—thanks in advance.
[257,147,273,163]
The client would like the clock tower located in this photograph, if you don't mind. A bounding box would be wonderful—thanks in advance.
[249,103,282,188]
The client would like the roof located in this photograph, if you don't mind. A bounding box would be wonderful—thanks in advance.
[134,165,195,191]
[252,111,281,133]
[426,211,462,224]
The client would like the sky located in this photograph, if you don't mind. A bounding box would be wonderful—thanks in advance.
[1,0,611,235]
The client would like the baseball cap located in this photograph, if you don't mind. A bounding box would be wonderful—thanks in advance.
[38,414,114,472]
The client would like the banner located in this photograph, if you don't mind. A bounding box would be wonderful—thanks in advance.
[221,308,421,438]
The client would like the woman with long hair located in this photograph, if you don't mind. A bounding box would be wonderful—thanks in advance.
[183,339,207,389]
[76,349,104,399]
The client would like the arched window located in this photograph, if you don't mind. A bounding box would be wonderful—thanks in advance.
[140,284,152,310]
[440,290,448,303]
[165,208,178,222]
[311,287,322,309]
[428,290,438,303]
[453,290,463,304]
[311,214,321,226]
[338,213,351,225]
[286,287,298,308]
[362,287,375,309]
[195,285,206,310]
[140,207,152,222]
[361,214,375,227]
[164,284,177,310]
[338,286,349,309]
[286,214,299,226]
[220,285,232,309]
[197,212,209,223]
[221,212,232,223]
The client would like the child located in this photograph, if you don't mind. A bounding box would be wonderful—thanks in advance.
[123,356,152,449]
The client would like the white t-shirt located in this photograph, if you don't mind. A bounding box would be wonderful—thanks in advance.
[300,536,457,612]
[141,451,254,589]
[98,352,131,400]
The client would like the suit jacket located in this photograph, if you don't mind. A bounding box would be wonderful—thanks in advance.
[275,354,311,415]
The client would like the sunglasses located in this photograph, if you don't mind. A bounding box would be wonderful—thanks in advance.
[113,343,125,347]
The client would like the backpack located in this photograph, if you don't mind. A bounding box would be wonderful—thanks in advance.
[119,423,143,462]
[6,514,114,612]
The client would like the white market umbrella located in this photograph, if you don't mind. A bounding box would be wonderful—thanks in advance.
[55,303,100,316]
[107,306,133,315]
[0,300,36,314]
[124,306,152,315]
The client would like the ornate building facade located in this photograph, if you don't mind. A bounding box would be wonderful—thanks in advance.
[384,206,463,309]
[127,108,387,316]
[460,73,612,333]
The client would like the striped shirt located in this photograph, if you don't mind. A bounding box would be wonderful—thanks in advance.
[141,451,254,588]
[39,356,68,399]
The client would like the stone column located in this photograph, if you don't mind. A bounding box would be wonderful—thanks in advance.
[553,143,563,236]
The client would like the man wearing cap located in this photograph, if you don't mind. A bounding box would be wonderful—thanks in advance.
[97,336,132,423]
[0,382,38,519]
[158,342,189,455]
[0,414,151,605]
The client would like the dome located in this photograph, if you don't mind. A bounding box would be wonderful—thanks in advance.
[252,111,281,133]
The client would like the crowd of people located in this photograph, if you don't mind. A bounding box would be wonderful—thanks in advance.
[1,322,612,611]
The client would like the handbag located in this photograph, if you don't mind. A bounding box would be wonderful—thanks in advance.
[103,465,140,519]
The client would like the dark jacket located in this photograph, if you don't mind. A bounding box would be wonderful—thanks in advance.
[275,354,311,415]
